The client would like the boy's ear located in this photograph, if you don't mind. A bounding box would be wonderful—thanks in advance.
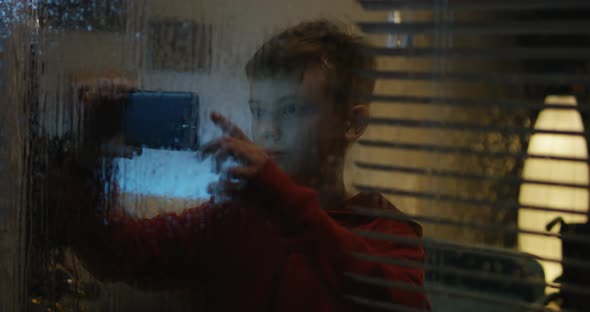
[344,104,369,142]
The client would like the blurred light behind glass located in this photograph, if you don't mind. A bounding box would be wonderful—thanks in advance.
[518,95,589,290]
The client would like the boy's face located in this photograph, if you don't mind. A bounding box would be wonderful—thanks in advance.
[248,68,347,180]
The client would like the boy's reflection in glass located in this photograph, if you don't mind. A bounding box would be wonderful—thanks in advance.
[60,21,430,311]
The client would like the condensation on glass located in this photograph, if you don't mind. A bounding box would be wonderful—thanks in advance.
[1,0,589,311]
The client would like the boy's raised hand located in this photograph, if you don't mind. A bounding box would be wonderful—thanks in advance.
[76,77,136,104]
[201,112,269,180]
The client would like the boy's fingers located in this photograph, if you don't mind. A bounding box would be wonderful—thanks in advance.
[207,180,244,195]
[77,83,97,103]
[112,77,136,91]
[197,137,237,171]
[200,137,244,157]
[98,79,115,98]
[113,78,137,100]
[198,137,256,167]
[77,78,135,103]
[114,83,133,100]
[210,112,248,140]
[228,166,257,179]
[215,139,255,165]
[213,149,232,173]
[199,138,222,154]
[199,137,229,157]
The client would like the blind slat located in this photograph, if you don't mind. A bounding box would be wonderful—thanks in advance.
[350,203,590,245]
[368,116,587,137]
[365,47,590,60]
[366,94,590,114]
[354,229,590,274]
[344,273,554,312]
[359,0,590,11]
[353,184,590,223]
[359,21,590,35]
[363,70,590,86]
[351,252,566,295]
[355,161,590,190]
[352,252,590,299]
[357,139,590,164]
[344,295,427,312]
[354,184,590,234]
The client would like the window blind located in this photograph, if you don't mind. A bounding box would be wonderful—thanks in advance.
[350,1,590,311]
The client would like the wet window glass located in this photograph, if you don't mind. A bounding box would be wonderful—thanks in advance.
[1,1,590,311]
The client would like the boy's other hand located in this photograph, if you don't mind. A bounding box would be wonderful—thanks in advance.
[200,112,269,179]
[76,78,136,104]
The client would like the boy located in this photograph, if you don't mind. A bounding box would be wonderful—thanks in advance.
[65,20,430,311]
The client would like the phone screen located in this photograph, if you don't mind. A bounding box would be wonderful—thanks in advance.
[123,91,198,150]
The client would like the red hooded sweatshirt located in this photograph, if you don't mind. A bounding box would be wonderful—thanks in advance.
[67,160,431,311]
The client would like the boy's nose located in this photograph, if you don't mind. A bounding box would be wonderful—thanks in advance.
[256,122,282,144]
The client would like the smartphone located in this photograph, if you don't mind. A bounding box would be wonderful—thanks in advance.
[123,91,198,150]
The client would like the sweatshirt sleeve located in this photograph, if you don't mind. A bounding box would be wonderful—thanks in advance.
[254,160,431,310]
[64,180,239,290]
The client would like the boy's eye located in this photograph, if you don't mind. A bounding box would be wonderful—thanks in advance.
[251,107,265,118]
[282,103,297,116]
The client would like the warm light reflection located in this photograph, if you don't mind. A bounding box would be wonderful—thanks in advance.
[518,95,589,291]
